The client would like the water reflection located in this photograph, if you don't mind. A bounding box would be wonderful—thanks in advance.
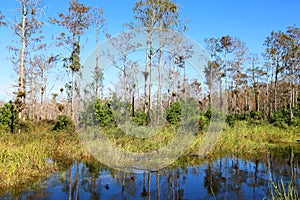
[2,146,300,200]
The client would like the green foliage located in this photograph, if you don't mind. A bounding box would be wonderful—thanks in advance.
[166,100,208,131]
[165,101,181,125]
[205,107,225,121]
[199,113,208,130]
[248,111,264,125]
[79,100,99,127]
[109,95,131,125]
[291,107,300,127]
[250,111,263,120]
[52,115,75,133]
[225,111,264,127]
[269,108,300,128]
[0,103,19,133]
[94,100,114,127]
[234,112,250,121]
[269,109,290,129]
[226,113,236,127]
[132,110,149,126]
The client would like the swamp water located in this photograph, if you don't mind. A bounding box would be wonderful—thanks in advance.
[1,146,300,200]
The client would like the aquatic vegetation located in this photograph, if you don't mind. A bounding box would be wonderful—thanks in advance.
[0,130,88,193]
[0,121,299,195]
[269,180,299,200]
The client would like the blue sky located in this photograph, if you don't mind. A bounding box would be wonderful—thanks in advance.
[0,0,299,101]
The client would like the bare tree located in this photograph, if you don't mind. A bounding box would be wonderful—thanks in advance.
[204,38,222,109]
[264,26,300,119]
[27,55,57,120]
[51,0,94,120]
[92,8,105,99]
[8,0,45,119]
[132,0,184,122]
[204,60,221,108]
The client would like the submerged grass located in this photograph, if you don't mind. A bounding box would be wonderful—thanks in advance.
[0,121,299,195]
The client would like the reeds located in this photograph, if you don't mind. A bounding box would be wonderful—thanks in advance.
[211,122,300,157]
[0,121,299,194]
[269,180,299,200]
[0,131,88,193]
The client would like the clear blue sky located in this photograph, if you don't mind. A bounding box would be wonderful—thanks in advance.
[0,0,299,101]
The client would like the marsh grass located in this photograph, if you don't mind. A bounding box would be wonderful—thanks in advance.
[211,121,300,158]
[99,124,177,153]
[269,180,299,200]
[0,129,89,193]
[0,121,299,195]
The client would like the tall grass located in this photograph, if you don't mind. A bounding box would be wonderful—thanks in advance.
[211,121,300,157]
[269,180,299,200]
[0,121,299,194]
[0,130,88,193]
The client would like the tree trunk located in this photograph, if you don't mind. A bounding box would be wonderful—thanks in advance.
[123,54,127,102]
[209,63,213,108]
[132,89,135,117]
[274,59,279,112]
[266,82,270,118]
[95,23,99,98]
[19,0,28,120]
[71,70,75,120]
[290,65,295,121]
[219,79,223,112]
[290,79,294,121]
[183,60,187,100]
[148,34,153,122]
[144,41,148,113]
[77,43,82,124]
[157,25,163,123]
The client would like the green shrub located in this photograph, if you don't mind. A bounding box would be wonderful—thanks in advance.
[0,103,19,133]
[165,101,181,125]
[79,100,99,127]
[132,111,149,126]
[205,108,225,121]
[269,109,290,128]
[95,100,115,127]
[52,115,75,133]
[199,114,208,130]
[110,95,131,125]
[250,111,263,120]
[290,117,300,127]
[225,111,260,127]
[234,112,250,121]
[226,113,235,127]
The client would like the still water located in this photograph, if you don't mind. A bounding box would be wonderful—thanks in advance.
[2,146,300,200]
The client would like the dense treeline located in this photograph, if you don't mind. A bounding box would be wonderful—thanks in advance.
[204,27,300,128]
[0,0,300,133]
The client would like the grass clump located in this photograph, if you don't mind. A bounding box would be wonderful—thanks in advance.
[269,180,299,200]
